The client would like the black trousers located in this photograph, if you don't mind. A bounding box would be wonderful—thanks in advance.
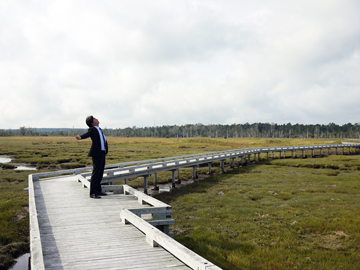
[90,151,106,195]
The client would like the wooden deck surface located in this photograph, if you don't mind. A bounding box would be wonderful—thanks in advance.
[34,175,191,270]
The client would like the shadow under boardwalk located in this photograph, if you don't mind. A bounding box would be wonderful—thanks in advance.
[33,175,190,270]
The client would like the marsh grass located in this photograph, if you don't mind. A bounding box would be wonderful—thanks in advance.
[0,170,30,270]
[155,153,360,269]
[0,136,359,269]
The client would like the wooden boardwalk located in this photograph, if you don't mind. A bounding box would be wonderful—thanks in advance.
[30,143,360,269]
[33,175,191,269]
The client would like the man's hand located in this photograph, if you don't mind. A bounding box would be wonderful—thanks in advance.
[75,135,81,140]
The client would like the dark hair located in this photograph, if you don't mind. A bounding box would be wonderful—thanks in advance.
[86,115,94,128]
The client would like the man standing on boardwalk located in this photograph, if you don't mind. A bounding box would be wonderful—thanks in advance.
[75,116,108,199]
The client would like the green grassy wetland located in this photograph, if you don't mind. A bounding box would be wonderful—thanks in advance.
[1,136,360,269]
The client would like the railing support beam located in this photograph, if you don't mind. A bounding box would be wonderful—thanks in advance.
[153,173,159,190]
[144,176,148,194]
[220,160,225,173]
[172,170,176,188]
[193,166,198,180]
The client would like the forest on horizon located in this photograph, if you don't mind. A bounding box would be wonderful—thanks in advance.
[1,122,360,139]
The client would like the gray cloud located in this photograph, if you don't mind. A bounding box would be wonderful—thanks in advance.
[1,0,359,129]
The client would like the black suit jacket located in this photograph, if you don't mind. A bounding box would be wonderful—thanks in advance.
[80,127,108,157]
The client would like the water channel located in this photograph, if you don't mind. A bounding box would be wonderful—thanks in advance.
[9,253,30,270]
[0,156,12,163]
[0,156,37,170]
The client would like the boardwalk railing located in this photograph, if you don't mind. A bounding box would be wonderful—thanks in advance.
[80,143,360,193]
[120,208,220,270]
[29,142,360,269]
[28,174,45,270]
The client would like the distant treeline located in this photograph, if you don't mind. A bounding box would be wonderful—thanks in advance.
[1,122,360,139]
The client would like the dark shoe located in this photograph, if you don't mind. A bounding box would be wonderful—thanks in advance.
[99,192,107,196]
[90,194,101,199]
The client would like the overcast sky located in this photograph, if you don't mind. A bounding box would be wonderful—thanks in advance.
[1,0,360,129]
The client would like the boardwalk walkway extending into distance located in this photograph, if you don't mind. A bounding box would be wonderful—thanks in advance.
[28,143,360,269]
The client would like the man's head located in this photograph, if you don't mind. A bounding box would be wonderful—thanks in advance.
[85,116,100,127]
[86,116,94,127]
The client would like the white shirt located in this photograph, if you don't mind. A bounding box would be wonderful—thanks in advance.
[94,126,106,151]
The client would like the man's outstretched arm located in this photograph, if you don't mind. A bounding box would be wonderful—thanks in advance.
[75,129,93,140]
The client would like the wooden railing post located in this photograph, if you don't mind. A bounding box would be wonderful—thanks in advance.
[153,173,159,190]
[172,170,176,188]
[144,176,148,194]
[193,166,198,179]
